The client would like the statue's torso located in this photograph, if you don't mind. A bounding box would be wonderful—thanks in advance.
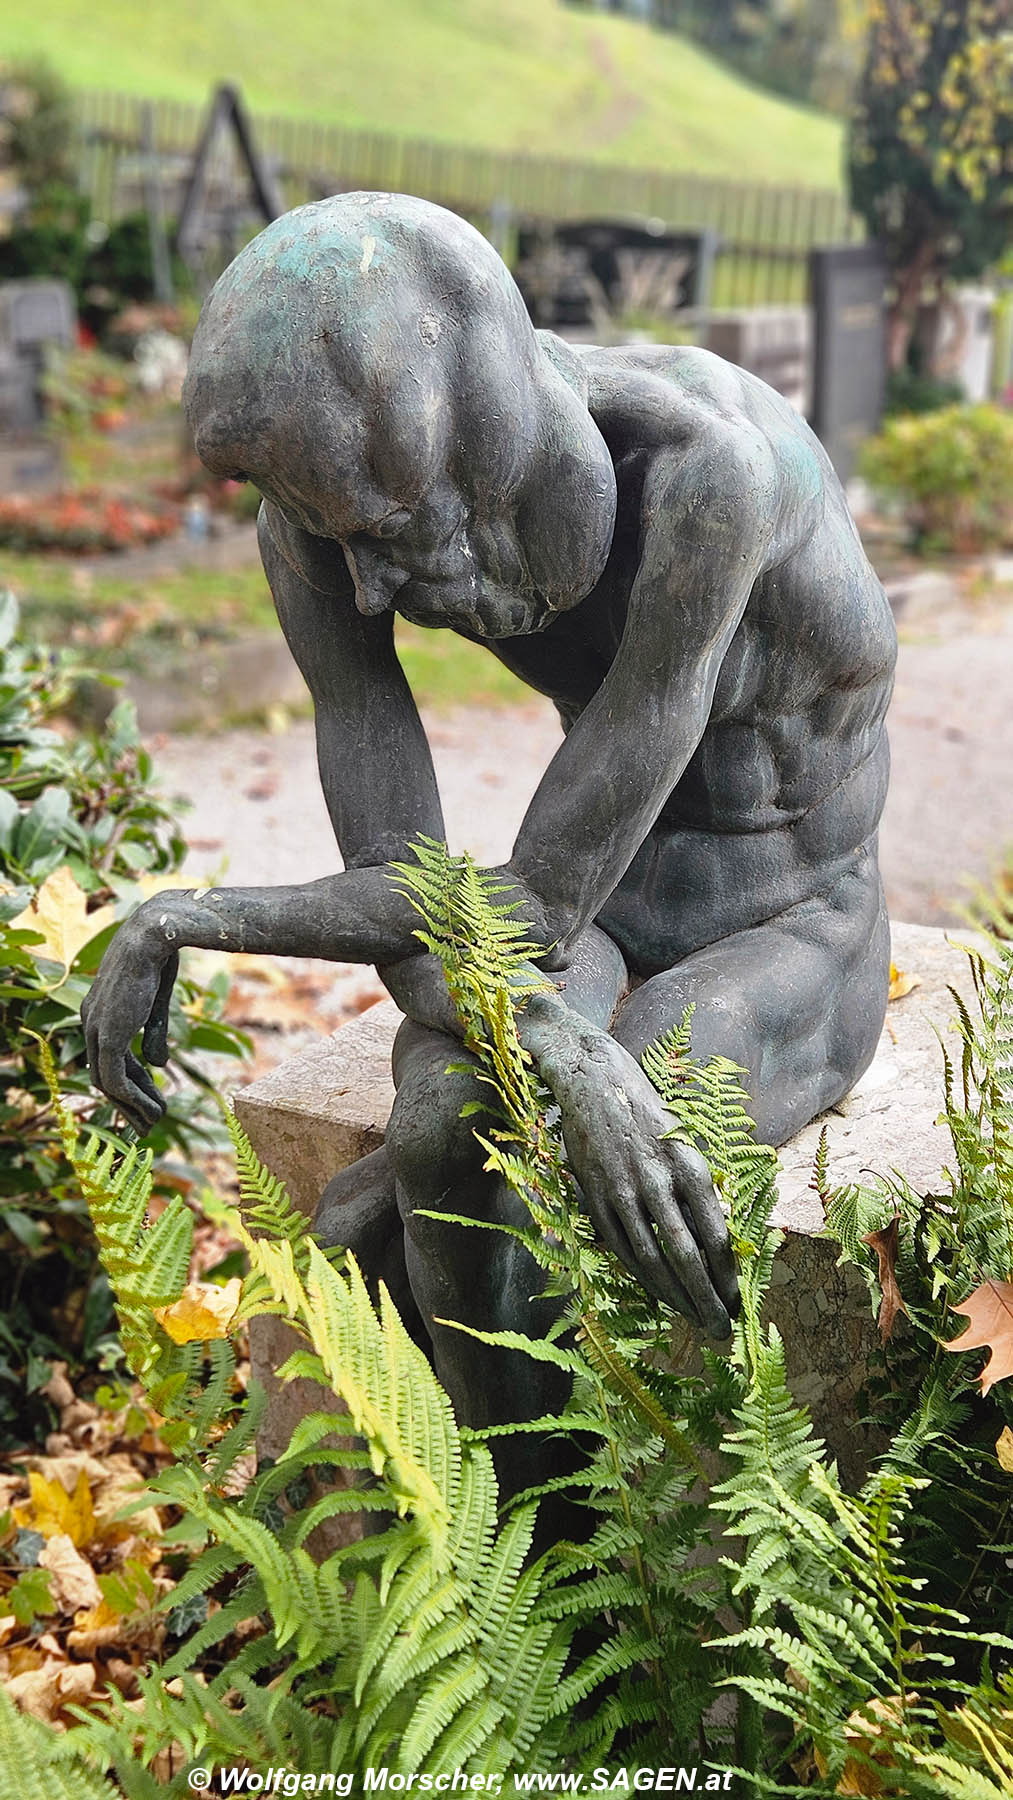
[482,346,897,969]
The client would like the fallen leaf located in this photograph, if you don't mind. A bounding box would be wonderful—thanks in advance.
[7,1657,97,1726]
[996,1427,1013,1472]
[40,1362,75,1411]
[37,1534,102,1613]
[862,1216,908,1343]
[154,1276,242,1345]
[14,1470,96,1548]
[9,866,116,974]
[945,1280,1013,1394]
[888,961,921,1003]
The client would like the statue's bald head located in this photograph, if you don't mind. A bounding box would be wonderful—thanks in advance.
[184,193,616,625]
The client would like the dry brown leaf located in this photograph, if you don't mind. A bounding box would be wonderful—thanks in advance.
[888,961,921,1003]
[945,1280,1013,1394]
[997,1426,1013,1472]
[68,1602,166,1658]
[154,1276,242,1345]
[38,1533,102,1613]
[7,1657,97,1726]
[9,866,116,973]
[862,1216,908,1344]
[40,1361,75,1411]
[0,1616,19,1648]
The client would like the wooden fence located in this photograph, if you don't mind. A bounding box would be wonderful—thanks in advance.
[72,89,862,308]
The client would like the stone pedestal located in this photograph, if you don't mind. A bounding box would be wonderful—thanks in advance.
[234,922,976,1482]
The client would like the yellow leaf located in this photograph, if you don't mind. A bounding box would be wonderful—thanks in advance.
[888,962,921,1003]
[13,1470,96,1549]
[153,1277,242,1345]
[996,1427,1013,1472]
[9,866,116,973]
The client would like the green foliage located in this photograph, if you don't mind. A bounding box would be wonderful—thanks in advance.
[0,590,247,1439]
[860,403,1013,552]
[650,0,862,114]
[848,0,1013,368]
[14,838,1013,1793]
[0,56,76,194]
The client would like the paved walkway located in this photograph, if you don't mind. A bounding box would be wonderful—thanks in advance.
[153,585,1013,935]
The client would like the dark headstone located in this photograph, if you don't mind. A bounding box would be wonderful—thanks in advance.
[0,279,77,449]
[0,279,76,355]
[809,244,887,484]
[515,218,718,331]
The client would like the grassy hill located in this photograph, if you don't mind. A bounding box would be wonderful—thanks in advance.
[4,0,844,188]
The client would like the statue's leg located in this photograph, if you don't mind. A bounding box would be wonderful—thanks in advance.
[383,926,627,1509]
[314,1149,429,1350]
[611,842,890,1146]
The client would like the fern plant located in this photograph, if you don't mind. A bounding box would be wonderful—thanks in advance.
[11,842,1013,1796]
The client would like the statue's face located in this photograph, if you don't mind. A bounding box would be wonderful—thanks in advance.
[265,468,560,640]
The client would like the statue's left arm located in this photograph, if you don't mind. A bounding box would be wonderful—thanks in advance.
[502,422,782,954]
[502,423,789,1337]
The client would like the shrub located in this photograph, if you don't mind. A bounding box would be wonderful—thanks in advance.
[0,589,247,1442]
[860,402,1013,553]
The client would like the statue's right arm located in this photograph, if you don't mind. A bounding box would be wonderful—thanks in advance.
[80,502,450,1130]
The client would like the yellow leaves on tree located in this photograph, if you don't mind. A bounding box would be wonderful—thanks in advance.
[9,866,115,974]
[153,1276,242,1345]
[945,1279,1013,1395]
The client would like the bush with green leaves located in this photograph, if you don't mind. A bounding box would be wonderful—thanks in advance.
[11,840,1013,1792]
[860,402,1013,554]
[0,588,246,1441]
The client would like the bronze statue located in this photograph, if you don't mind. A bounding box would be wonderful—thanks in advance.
[81,194,896,1477]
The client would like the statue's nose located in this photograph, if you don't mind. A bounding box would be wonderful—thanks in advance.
[343,540,408,617]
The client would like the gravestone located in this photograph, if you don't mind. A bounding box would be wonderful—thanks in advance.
[809,243,887,484]
[515,218,718,332]
[705,307,810,413]
[0,278,75,490]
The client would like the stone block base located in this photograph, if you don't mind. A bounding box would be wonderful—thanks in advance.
[234,922,975,1482]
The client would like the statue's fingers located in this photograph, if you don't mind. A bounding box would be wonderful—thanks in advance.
[606,1180,706,1324]
[120,1053,166,1134]
[665,1143,740,1319]
[141,952,179,1067]
[638,1167,731,1340]
[95,1039,163,1136]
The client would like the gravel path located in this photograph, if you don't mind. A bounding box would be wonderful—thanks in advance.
[152,589,1013,937]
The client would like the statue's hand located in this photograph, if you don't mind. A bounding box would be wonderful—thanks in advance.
[80,899,183,1134]
[523,996,739,1338]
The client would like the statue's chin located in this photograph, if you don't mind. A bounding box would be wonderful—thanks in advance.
[396,583,559,640]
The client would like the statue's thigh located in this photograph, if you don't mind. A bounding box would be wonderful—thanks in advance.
[612,847,890,1145]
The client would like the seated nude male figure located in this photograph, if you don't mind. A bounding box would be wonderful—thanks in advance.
[81,194,896,1477]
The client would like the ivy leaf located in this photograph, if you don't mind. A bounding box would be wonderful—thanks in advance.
[153,1277,242,1345]
[862,1216,908,1343]
[944,1280,1013,1394]
[8,865,116,975]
